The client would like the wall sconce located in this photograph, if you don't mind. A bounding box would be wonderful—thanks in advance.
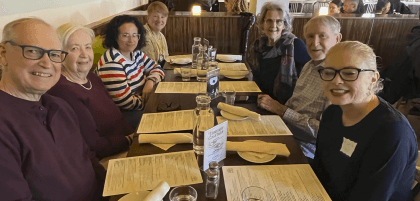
[319,7,328,16]
[192,6,202,15]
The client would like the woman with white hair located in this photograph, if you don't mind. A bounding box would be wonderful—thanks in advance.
[247,1,310,104]
[312,41,417,200]
[48,23,135,160]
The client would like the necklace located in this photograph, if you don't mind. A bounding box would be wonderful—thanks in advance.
[62,74,92,90]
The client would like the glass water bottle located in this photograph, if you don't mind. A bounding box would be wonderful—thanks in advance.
[193,95,214,155]
[196,46,209,82]
[192,37,201,69]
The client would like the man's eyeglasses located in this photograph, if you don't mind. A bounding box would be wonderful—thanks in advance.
[157,101,180,112]
[119,33,141,41]
[318,67,375,81]
[264,19,285,26]
[5,41,68,63]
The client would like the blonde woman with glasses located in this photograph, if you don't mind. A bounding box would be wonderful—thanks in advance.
[312,41,417,200]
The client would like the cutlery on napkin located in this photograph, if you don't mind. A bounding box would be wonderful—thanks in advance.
[217,102,261,120]
[226,141,290,157]
[138,133,193,151]
[143,181,170,201]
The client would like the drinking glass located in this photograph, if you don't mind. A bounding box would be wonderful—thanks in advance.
[241,186,271,201]
[222,91,236,105]
[181,66,191,81]
[169,186,197,201]
[209,48,217,61]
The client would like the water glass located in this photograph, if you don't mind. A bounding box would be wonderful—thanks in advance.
[181,66,191,81]
[209,48,217,61]
[242,186,270,201]
[222,91,236,105]
[169,186,197,201]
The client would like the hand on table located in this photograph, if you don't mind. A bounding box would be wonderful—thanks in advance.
[142,80,155,103]
[257,94,288,117]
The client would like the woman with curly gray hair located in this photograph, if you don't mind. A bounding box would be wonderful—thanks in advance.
[312,41,417,201]
[247,1,310,104]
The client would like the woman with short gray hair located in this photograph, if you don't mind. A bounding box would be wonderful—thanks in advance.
[247,1,310,104]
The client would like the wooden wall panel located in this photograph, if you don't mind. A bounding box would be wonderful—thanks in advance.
[338,18,373,43]
[369,18,419,68]
[88,11,419,68]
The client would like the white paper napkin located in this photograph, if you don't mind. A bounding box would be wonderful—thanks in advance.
[143,181,170,201]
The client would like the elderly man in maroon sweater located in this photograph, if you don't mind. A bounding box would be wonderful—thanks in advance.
[0,18,105,200]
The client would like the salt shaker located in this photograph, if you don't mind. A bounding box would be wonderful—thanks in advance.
[205,161,220,199]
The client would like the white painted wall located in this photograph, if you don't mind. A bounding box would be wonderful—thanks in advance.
[0,0,148,39]
[249,0,290,14]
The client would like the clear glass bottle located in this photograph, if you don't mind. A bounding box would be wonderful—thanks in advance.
[196,46,209,82]
[205,161,220,199]
[193,95,214,155]
[192,37,201,69]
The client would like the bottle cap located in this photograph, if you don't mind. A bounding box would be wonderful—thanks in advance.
[209,161,219,169]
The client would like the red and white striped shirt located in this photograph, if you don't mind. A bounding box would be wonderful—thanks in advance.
[95,48,165,110]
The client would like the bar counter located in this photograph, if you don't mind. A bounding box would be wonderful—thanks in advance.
[87,11,419,69]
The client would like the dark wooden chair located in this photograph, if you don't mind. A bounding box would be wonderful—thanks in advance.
[239,12,256,59]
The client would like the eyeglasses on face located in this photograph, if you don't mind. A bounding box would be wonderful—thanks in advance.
[5,41,68,63]
[119,33,141,41]
[318,67,375,81]
[264,19,285,26]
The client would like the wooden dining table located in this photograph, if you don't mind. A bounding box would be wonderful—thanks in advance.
[109,62,308,201]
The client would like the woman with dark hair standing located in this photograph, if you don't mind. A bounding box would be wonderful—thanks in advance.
[96,15,165,113]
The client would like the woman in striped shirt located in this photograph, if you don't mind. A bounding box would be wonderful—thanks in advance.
[96,15,165,111]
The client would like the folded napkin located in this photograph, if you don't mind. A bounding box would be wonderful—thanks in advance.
[138,133,193,144]
[217,54,242,62]
[217,102,261,120]
[143,181,170,201]
[226,141,290,157]
[171,58,192,64]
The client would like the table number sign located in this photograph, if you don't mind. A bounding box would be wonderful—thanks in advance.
[203,121,228,171]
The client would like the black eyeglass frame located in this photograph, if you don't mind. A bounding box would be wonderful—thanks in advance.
[5,41,68,63]
[317,67,376,81]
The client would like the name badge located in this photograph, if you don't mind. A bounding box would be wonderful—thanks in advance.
[340,137,357,157]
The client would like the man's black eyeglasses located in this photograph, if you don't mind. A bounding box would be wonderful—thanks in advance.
[5,41,68,63]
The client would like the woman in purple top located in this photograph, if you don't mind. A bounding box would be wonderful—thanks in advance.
[0,18,104,200]
[48,23,135,160]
